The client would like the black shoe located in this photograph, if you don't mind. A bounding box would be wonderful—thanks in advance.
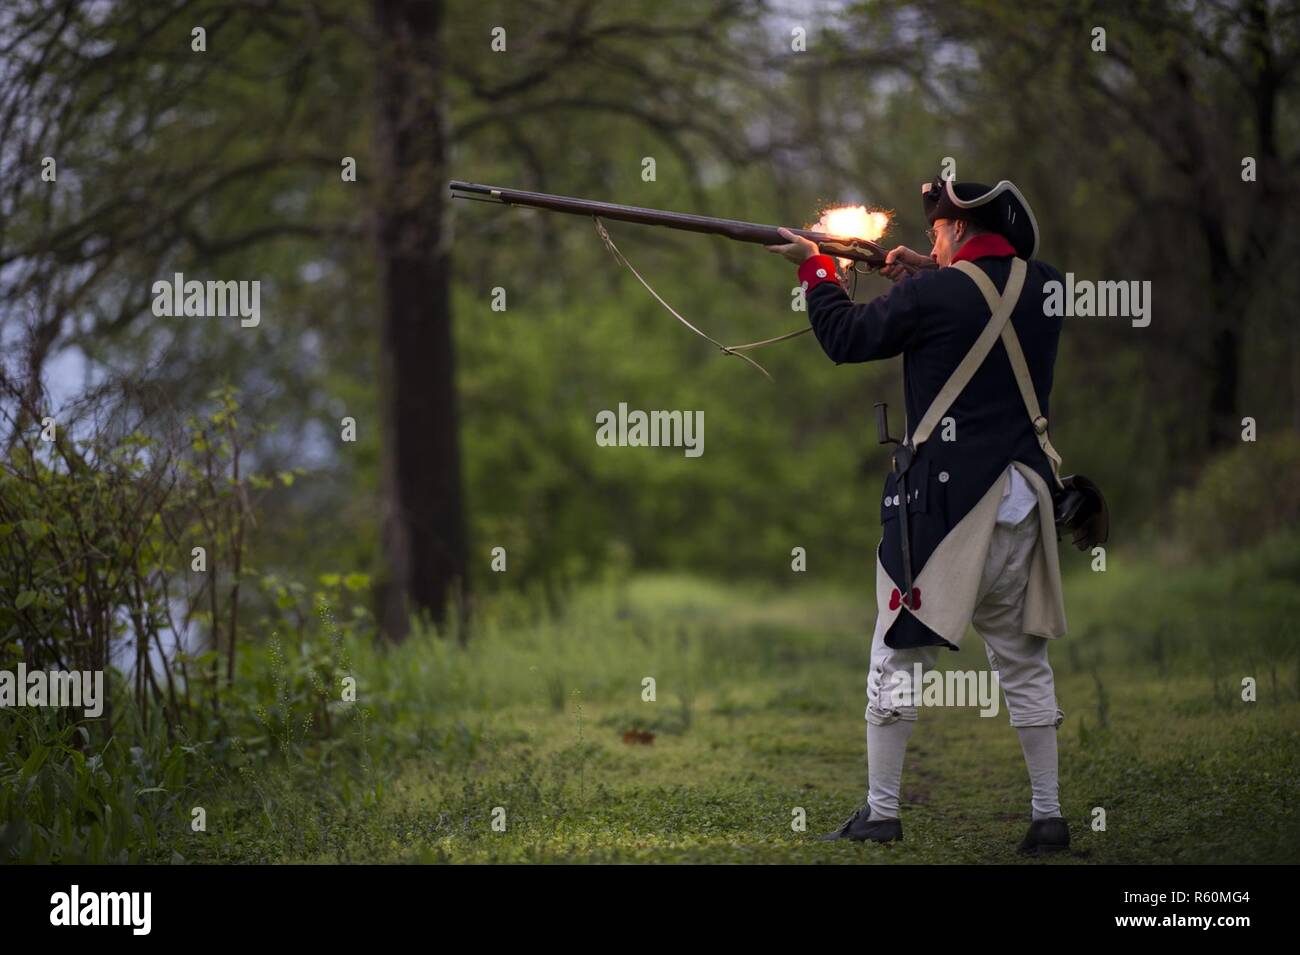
[817,804,903,843]
[1018,816,1070,855]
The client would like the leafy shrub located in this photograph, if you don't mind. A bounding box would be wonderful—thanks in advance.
[1172,431,1300,555]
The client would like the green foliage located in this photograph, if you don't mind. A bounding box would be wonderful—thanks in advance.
[2,0,1298,865]
[1,387,268,725]
[4,523,1299,862]
[0,707,196,863]
[5,0,1294,604]
[0,433,162,676]
[1172,432,1300,555]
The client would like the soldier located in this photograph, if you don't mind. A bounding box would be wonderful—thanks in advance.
[768,174,1080,854]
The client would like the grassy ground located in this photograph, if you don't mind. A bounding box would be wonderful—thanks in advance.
[182,534,1300,864]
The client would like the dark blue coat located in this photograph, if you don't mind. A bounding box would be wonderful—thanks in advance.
[806,252,1065,649]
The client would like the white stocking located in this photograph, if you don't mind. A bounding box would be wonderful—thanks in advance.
[866,719,916,820]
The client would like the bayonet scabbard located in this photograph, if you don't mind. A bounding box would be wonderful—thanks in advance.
[893,444,916,605]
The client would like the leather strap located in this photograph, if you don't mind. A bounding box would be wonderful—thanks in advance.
[593,216,811,380]
[910,257,1027,450]
[952,259,1064,489]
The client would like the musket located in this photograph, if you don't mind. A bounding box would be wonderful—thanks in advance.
[448,180,893,268]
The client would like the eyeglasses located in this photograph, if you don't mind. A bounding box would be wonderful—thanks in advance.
[924,221,956,245]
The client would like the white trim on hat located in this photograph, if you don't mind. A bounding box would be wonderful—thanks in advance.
[944,178,1040,258]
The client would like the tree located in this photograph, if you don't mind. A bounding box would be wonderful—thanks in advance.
[370,0,465,639]
[1,0,787,642]
[922,0,1300,450]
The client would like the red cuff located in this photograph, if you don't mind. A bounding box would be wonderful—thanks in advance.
[798,254,840,292]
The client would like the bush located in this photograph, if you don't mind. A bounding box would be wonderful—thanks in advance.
[1172,430,1300,555]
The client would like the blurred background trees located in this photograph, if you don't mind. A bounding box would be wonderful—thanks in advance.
[2,0,1297,660]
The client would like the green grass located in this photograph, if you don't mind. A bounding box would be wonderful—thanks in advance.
[5,534,1298,864]
[159,533,1300,864]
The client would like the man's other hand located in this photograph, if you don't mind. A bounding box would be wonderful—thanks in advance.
[766,227,819,264]
[881,246,936,282]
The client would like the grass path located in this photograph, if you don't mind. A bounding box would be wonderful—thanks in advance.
[272,565,1300,864]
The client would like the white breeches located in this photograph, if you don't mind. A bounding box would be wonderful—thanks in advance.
[865,511,1066,728]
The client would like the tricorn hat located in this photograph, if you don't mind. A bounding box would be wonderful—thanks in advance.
[921,175,1040,258]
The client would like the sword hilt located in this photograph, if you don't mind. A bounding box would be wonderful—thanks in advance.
[874,402,896,446]
[875,402,915,473]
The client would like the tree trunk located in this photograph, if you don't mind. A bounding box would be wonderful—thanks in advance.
[372,0,467,641]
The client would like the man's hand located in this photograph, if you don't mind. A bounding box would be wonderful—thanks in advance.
[880,246,936,282]
[765,227,819,264]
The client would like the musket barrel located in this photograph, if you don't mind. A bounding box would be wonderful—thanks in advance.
[448,180,888,266]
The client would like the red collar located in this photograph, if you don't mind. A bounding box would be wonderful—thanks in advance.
[950,233,1017,265]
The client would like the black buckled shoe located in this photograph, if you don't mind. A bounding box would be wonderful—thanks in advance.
[1018,817,1070,855]
[817,804,903,843]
